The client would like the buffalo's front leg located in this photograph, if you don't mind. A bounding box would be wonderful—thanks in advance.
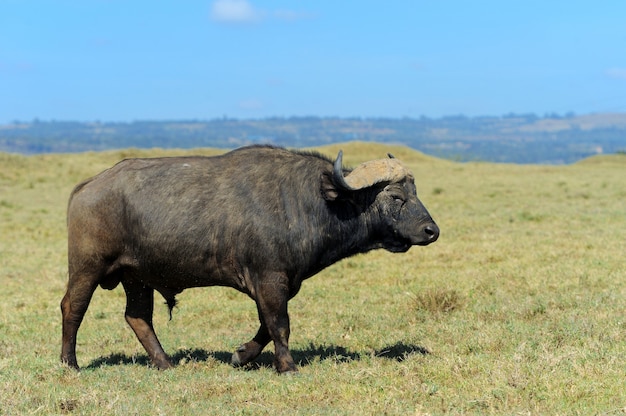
[122,280,173,369]
[231,319,271,368]
[256,273,297,373]
[232,272,297,373]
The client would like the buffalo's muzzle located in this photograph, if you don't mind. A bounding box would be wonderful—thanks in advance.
[419,223,439,245]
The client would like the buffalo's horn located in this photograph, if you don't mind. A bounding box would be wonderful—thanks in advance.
[333,150,409,191]
[333,150,353,190]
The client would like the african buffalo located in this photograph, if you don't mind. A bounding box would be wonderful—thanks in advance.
[60,145,439,373]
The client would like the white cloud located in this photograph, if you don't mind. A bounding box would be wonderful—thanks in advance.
[210,0,260,23]
[210,0,314,24]
[606,68,626,80]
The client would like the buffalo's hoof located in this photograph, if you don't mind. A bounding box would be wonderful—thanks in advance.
[153,360,174,370]
[232,342,265,368]
[231,345,247,367]
[61,357,80,371]
[277,367,299,375]
[275,360,298,374]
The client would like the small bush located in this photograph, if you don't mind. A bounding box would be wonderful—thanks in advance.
[411,289,463,314]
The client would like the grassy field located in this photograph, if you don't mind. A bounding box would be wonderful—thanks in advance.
[1,142,625,415]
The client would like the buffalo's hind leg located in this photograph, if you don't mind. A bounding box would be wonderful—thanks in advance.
[60,275,99,370]
[122,280,173,369]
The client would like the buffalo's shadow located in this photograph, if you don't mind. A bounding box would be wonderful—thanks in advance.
[86,342,429,370]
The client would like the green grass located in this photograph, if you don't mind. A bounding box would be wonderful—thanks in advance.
[1,143,625,415]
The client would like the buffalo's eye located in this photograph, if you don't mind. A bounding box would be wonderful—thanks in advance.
[385,185,407,204]
[391,194,406,206]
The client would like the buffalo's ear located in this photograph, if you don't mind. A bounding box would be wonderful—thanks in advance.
[321,172,341,201]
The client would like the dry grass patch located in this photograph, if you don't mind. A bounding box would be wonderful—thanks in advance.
[411,288,464,314]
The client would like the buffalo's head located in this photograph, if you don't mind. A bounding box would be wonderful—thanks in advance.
[325,151,439,252]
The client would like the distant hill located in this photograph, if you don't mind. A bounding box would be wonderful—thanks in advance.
[1,113,625,164]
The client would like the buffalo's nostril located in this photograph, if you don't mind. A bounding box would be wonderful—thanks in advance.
[424,224,439,241]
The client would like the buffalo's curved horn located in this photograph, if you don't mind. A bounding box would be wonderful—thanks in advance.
[333,150,409,191]
[333,150,353,190]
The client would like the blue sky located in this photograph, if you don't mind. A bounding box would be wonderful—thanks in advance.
[1,0,625,122]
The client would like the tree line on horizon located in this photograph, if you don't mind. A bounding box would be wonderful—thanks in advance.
[1,113,625,164]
